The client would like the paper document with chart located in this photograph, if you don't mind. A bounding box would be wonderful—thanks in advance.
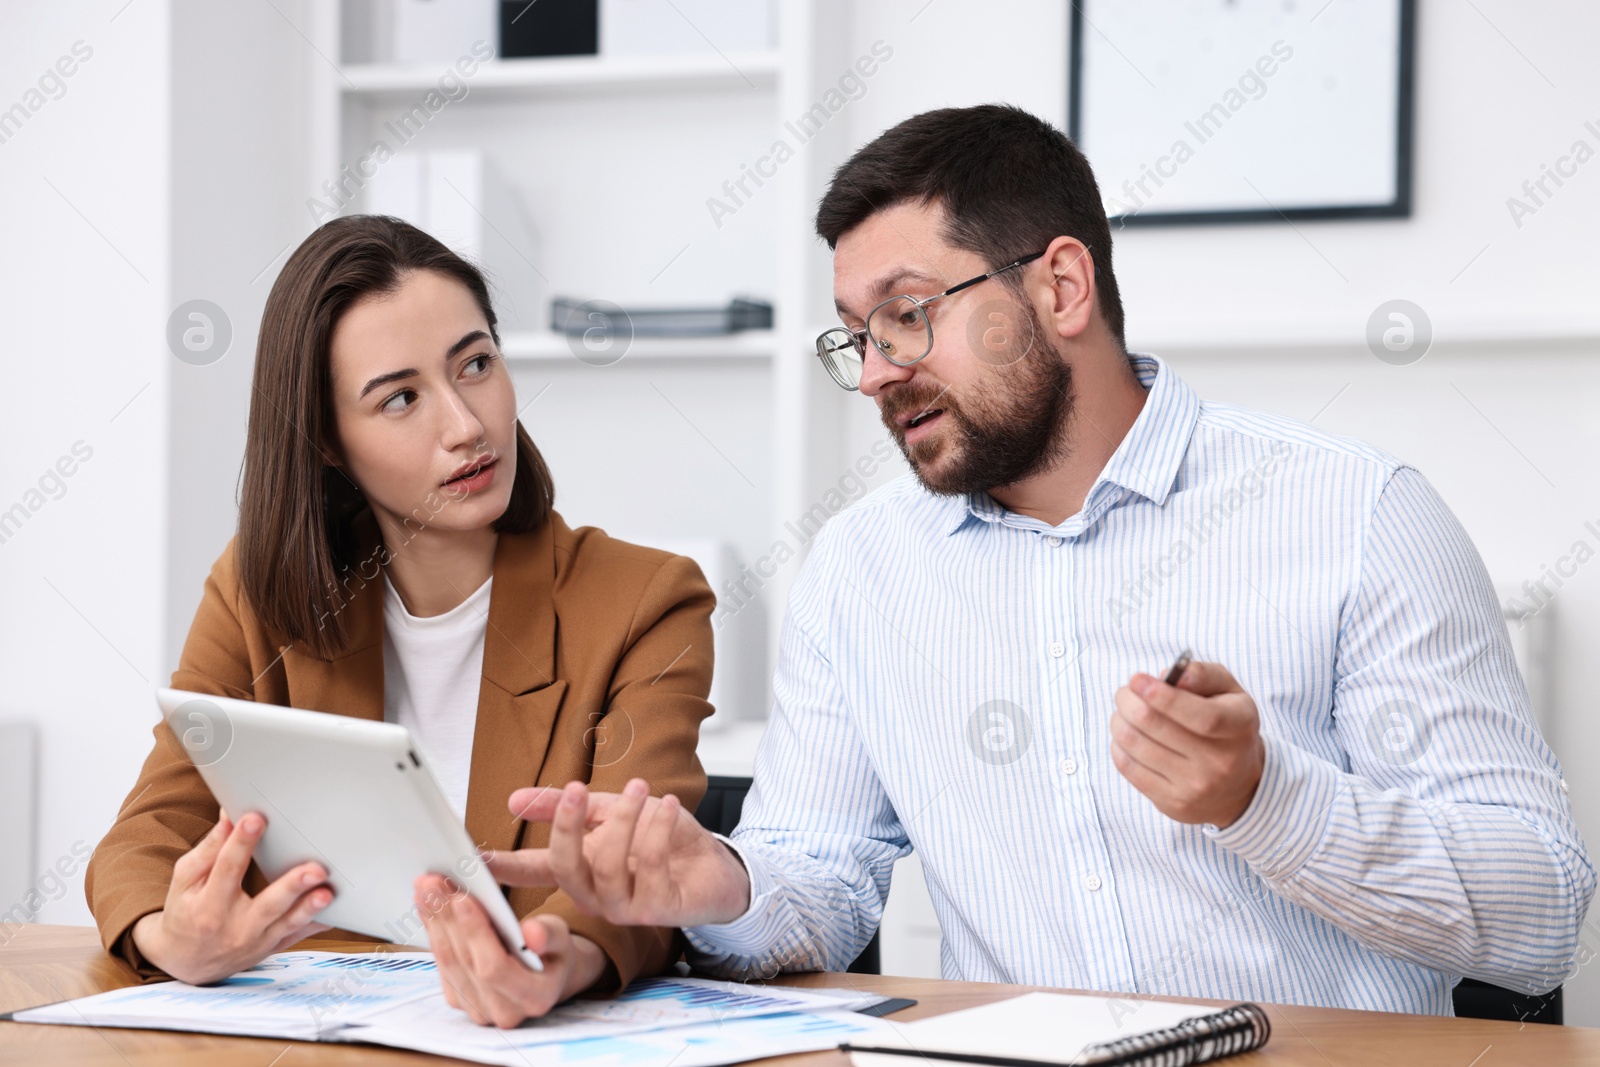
[5,950,897,1065]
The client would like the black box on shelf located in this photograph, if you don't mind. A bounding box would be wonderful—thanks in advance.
[499,0,599,58]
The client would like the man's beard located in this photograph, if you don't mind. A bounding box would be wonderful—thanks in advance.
[880,305,1074,497]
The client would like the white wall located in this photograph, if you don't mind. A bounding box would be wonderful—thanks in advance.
[0,0,171,923]
[0,0,314,930]
[167,0,314,672]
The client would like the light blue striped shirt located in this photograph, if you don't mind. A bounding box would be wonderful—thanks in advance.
[684,353,1594,1014]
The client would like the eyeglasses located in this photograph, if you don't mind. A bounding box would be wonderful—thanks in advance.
[814,250,1048,391]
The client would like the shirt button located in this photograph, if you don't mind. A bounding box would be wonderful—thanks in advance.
[1044,535,1062,547]
[1061,757,1078,776]
[1049,641,1065,658]
[1561,778,1570,794]
[1084,874,1102,892]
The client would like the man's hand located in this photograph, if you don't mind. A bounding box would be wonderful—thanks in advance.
[484,777,752,928]
[130,813,333,985]
[414,874,609,1028]
[1109,659,1265,828]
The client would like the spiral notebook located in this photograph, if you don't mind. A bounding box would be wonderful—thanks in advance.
[841,991,1270,1067]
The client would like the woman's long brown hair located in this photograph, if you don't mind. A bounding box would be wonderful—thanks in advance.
[238,215,554,660]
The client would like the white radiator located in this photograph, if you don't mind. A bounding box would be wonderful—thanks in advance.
[0,722,37,923]
[1501,587,1557,741]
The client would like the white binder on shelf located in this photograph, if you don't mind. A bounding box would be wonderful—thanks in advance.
[343,0,498,65]
[364,149,545,332]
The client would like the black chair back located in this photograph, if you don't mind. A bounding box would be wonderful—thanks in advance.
[1453,977,1561,1024]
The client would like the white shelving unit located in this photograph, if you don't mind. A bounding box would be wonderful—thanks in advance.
[304,0,867,727]
[342,50,782,96]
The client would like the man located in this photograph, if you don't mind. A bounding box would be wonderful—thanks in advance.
[420,105,1593,1018]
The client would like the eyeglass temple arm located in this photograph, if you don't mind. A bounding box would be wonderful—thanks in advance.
[931,249,1049,302]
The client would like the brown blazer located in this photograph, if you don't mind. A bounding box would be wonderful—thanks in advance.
[85,509,714,989]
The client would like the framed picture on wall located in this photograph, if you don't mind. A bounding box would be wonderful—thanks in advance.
[1068,0,1416,226]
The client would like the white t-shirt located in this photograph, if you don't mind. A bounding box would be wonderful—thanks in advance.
[381,572,492,820]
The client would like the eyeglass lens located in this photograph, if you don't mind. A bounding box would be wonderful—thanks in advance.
[867,297,932,365]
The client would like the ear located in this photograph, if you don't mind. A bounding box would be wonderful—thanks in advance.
[1036,236,1097,344]
[318,436,346,471]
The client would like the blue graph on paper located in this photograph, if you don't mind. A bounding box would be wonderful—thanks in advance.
[546,1011,879,1066]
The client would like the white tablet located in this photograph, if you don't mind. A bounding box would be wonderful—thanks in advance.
[155,687,542,971]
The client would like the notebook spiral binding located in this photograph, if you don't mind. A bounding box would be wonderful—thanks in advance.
[1078,1003,1271,1067]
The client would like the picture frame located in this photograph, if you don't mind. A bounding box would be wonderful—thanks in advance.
[1068,0,1417,226]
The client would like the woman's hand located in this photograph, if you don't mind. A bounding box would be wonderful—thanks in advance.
[414,873,610,1028]
[130,813,334,985]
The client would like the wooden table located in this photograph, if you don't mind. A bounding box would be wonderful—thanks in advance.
[2,925,1598,1065]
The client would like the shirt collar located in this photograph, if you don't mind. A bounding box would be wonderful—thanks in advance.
[938,352,1200,536]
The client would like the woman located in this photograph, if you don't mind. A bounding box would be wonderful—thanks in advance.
[84,215,714,1024]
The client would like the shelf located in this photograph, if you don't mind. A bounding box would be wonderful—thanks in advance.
[340,51,781,98]
[500,329,777,363]
[1127,319,1600,358]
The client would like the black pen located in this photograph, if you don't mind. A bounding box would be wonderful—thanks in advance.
[1163,648,1193,686]
[838,1043,1147,1067]
[838,1046,1053,1067]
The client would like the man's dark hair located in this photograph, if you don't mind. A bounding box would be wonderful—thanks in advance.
[815,104,1125,350]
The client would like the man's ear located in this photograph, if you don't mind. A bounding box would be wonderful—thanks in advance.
[1039,236,1097,342]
